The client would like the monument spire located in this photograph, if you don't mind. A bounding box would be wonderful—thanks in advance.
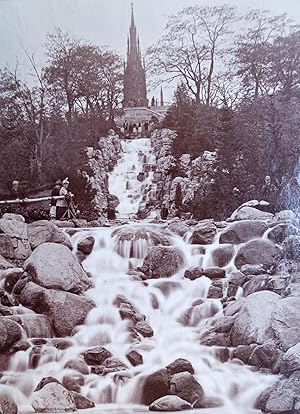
[123,4,147,108]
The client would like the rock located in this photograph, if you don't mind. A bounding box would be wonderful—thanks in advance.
[220,220,268,244]
[280,343,300,376]
[3,268,24,293]
[62,374,84,392]
[82,346,112,365]
[212,245,234,267]
[231,291,281,346]
[19,282,95,337]
[200,331,231,347]
[126,350,143,366]
[0,255,14,270]
[213,316,235,333]
[168,222,190,237]
[264,371,300,413]
[202,267,225,279]
[77,236,95,255]
[135,321,153,337]
[231,206,273,221]
[282,235,300,262]
[248,341,280,369]
[32,382,76,412]
[2,213,25,222]
[243,275,271,297]
[0,217,28,239]
[207,284,223,299]
[193,396,223,408]
[0,317,23,352]
[70,392,95,409]
[184,267,204,280]
[240,264,267,275]
[0,399,18,414]
[141,246,184,278]
[268,223,298,244]
[25,243,90,293]
[189,220,216,244]
[227,271,247,297]
[271,296,300,351]
[27,220,72,250]
[64,358,90,375]
[7,314,53,338]
[235,239,281,270]
[34,377,61,392]
[149,396,192,411]
[0,234,14,258]
[166,358,194,375]
[169,371,204,404]
[141,369,170,405]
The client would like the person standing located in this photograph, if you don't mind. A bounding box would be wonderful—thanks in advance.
[10,180,25,200]
[56,178,73,220]
[50,179,61,220]
[138,122,142,136]
[260,175,278,213]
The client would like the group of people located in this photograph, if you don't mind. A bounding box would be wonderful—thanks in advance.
[120,121,154,138]
[159,174,300,221]
[50,178,76,220]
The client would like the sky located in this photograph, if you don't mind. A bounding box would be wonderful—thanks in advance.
[0,0,300,99]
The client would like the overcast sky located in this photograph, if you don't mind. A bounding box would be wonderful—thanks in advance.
[1,0,299,98]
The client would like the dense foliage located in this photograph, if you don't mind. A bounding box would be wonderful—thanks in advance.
[156,7,300,219]
[0,30,123,219]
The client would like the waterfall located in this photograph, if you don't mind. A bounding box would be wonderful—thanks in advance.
[108,138,156,218]
[1,137,277,413]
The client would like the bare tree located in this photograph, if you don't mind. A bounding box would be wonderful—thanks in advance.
[147,5,236,105]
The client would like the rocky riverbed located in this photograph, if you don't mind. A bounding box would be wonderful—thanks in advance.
[0,204,300,413]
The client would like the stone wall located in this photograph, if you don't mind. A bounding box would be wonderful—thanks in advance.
[150,128,217,217]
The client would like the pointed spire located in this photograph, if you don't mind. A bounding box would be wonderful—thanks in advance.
[131,2,135,29]
[160,86,164,107]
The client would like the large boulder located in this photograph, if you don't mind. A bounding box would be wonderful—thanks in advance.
[268,223,298,244]
[166,359,194,375]
[235,239,281,270]
[141,246,185,278]
[280,343,300,376]
[19,282,95,337]
[0,234,14,259]
[149,396,192,411]
[271,297,300,351]
[230,291,281,346]
[82,346,112,365]
[77,236,95,255]
[0,217,31,260]
[219,220,268,244]
[141,369,170,405]
[0,317,23,352]
[257,371,300,414]
[7,314,53,338]
[31,382,76,412]
[27,220,72,250]
[230,206,273,221]
[189,220,216,245]
[25,243,90,293]
[169,372,204,404]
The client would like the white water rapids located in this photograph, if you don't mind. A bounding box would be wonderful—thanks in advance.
[1,138,276,413]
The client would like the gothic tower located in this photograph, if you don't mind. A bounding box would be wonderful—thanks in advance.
[123,4,148,108]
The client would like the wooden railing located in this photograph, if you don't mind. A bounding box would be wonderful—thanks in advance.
[0,195,64,205]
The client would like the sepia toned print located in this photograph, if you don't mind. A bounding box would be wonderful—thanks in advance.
[0,0,300,413]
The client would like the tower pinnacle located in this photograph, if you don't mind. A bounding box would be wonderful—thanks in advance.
[123,4,147,108]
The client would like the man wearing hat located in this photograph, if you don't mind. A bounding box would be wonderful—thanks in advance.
[56,178,73,220]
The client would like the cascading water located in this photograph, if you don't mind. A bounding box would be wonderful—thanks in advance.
[1,137,277,413]
[108,138,156,218]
